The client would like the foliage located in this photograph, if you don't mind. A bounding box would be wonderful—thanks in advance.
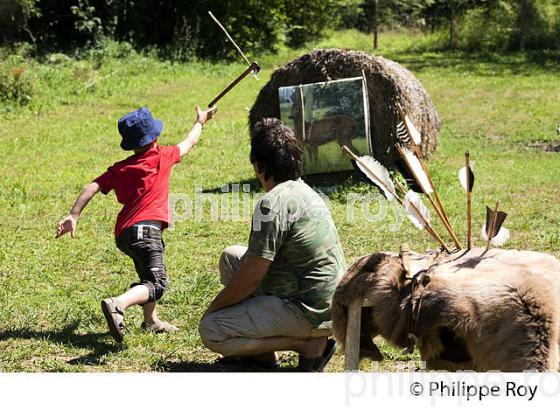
[0,60,34,106]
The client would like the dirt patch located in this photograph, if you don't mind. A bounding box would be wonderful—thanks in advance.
[527,140,560,152]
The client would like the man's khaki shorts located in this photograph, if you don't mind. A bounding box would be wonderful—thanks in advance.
[199,245,331,357]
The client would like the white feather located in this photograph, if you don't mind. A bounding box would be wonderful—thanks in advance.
[458,161,475,191]
[404,115,422,145]
[355,156,396,201]
[404,190,430,229]
[402,147,433,194]
[481,224,510,247]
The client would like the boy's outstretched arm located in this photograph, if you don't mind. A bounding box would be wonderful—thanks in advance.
[177,106,217,157]
[56,182,100,239]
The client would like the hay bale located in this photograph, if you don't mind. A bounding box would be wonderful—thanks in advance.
[249,48,441,166]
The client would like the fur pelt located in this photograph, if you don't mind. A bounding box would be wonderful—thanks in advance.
[332,247,560,371]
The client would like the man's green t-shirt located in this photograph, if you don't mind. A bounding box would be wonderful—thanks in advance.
[246,179,346,329]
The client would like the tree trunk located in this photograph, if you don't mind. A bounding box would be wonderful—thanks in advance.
[518,0,528,51]
[373,0,379,50]
[449,7,456,49]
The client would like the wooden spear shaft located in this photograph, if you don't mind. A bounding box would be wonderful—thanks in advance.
[486,200,500,251]
[396,144,462,250]
[341,145,451,253]
[465,151,472,250]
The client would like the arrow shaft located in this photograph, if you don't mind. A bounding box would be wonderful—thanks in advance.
[207,63,257,107]
[466,151,472,249]
[208,11,251,67]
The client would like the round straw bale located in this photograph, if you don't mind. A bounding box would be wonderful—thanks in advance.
[249,48,440,166]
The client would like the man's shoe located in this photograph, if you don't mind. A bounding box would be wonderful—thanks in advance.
[297,339,337,372]
[141,321,178,333]
[101,298,125,342]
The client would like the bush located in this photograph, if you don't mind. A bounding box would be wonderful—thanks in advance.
[0,61,34,105]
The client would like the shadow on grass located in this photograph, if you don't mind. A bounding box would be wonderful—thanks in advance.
[389,48,560,76]
[157,360,298,372]
[0,320,124,366]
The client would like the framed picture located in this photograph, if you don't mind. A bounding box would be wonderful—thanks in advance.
[279,76,371,175]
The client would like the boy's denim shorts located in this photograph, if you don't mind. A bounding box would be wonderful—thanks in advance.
[116,222,168,302]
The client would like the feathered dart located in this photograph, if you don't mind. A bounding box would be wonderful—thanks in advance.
[341,146,397,201]
[396,144,462,250]
[404,190,430,229]
[481,225,510,247]
[403,114,422,146]
[397,145,432,194]
[341,145,451,253]
[396,121,410,145]
[483,202,509,249]
[458,160,475,192]
[394,104,462,250]
[459,151,475,249]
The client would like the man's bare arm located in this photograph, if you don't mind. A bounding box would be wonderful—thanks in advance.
[204,256,271,316]
[56,182,100,238]
[177,106,217,157]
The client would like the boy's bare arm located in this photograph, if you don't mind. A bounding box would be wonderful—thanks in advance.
[177,106,217,157]
[56,182,100,238]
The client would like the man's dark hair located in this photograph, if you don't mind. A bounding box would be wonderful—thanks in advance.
[250,118,303,182]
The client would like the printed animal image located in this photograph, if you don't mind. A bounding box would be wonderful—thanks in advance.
[332,248,560,371]
[290,94,358,162]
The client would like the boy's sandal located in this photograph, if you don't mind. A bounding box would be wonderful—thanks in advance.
[297,339,337,372]
[101,298,125,343]
[141,321,178,333]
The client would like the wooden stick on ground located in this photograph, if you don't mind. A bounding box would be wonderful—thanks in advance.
[396,144,462,250]
[486,200,500,251]
[465,151,473,250]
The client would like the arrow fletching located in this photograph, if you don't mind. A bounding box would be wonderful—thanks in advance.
[396,121,410,145]
[481,224,510,246]
[400,146,433,194]
[485,206,508,238]
[404,114,422,146]
[354,155,397,201]
[404,190,431,229]
[459,161,475,192]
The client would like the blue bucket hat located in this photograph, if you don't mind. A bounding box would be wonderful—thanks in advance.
[118,107,163,150]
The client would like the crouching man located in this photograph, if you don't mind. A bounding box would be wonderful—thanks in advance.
[199,118,346,371]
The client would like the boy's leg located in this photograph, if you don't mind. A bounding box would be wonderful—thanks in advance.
[114,284,150,308]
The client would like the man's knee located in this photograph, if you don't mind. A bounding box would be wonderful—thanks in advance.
[199,315,227,353]
[219,245,246,285]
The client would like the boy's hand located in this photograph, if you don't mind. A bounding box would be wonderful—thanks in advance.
[196,105,217,126]
[56,214,77,239]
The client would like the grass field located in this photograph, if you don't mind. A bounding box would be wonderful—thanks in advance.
[0,30,559,372]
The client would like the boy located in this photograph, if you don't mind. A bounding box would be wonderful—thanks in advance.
[56,105,216,342]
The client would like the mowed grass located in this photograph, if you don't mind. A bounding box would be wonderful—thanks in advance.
[0,30,559,372]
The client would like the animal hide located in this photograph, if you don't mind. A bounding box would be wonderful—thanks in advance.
[332,248,560,371]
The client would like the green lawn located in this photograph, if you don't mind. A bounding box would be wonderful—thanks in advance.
[0,30,559,372]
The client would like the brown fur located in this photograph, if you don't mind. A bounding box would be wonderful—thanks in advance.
[332,248,560,371]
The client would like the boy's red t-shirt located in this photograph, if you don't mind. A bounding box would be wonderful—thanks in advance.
[94,144,181,238]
